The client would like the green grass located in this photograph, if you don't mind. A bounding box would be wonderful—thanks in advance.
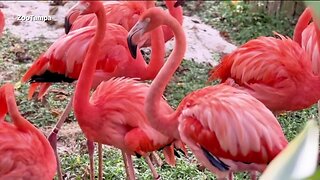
[185,1,296,45]
[0,4,316,179]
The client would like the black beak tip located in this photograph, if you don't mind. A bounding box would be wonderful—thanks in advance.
[127,36,137,59]
[64,16,72,34]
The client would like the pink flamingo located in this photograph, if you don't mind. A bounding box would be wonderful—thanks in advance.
[0,83,56,179]
[65,0,183,46]
[0,10,4,37]
[21,1,169,179]
[208,32,320,113]
[293,7,320,75]
[127,7,288,179]
[70,1,184,179]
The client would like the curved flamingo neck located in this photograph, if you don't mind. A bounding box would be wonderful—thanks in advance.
[293,7,312,45]
[74,4,106,112]
[165,0,183,25]
[145,27,165,79]
[0,10,4,37]
[145,12,186,139]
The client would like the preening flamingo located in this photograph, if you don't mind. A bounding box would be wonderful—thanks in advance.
[21,0,169,179]
[127,7,288,179]
[0,10,4,37]
[208,33,320,113]
[65,0,183,46]
[66,1,182,179]
[293,7,320,75]
[0,83,56,179]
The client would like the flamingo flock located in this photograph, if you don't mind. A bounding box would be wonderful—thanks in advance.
[0,1,319,179]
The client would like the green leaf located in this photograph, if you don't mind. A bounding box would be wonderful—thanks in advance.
[260,119,319,180]
[308,169,320,180]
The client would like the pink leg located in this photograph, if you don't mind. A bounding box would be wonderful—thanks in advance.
[317,100,320,124]
[98,143,103,180]
[121,151,136,180]
[150,152,163,167]
[250,171,257,180]
[87,140,95,180]
[144,155,160,180]
[47,96,73,180]
[228,172,233,180]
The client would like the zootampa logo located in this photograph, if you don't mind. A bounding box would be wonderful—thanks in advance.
[16,15,53,21]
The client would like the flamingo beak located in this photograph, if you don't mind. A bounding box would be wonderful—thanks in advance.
[64,2,86,34]
[127,20,149,59]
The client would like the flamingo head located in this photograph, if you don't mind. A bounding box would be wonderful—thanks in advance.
[127,7,165,59]
[65,0,103,34]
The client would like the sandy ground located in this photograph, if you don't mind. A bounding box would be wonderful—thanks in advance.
[1,1,236,66]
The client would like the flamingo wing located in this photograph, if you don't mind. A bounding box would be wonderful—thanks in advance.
[210,35,315,111]
[21,24,131,98]
[177,84,287,174]
[301,22,320,75]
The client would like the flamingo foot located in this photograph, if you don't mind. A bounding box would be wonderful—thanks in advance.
[87,140,95,180]
[98,143,103,180]
[145,155,161,180]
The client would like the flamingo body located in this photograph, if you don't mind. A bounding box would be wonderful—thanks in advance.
[210,35,320,112]
[77,77,174,155]
[177,84,287,177]
[0,84,56,179]
[22,24,156,99]
[68,1,183,46]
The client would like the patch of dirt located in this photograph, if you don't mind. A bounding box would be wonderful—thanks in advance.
[1,1,236,65]
[41,122,85,154]
[1,1,76,42]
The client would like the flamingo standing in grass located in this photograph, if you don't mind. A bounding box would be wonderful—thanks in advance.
[127,7,288,179]
[67,1,183,180]
[65,0,183,47]
[0,83,56,179]
[21,0,171,179]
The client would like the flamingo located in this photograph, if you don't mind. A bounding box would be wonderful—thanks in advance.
[127,7,288,179]
[65,0,183,47]
[0,10,4,37]
[208,32,320,113]
[0,83,56,179]
[68,1,185,179]
[293,7,320,76]
[20,1,169,179]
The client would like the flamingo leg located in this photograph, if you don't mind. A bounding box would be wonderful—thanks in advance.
[150,152,163,167]
[228,172,233,180]
[98,143,103,180]
[317,100,320,124]
[47,96,73,180]
[250,171,257,180]
[87,140,95,180]
[121,151,136,180]
[144,155,160,180]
